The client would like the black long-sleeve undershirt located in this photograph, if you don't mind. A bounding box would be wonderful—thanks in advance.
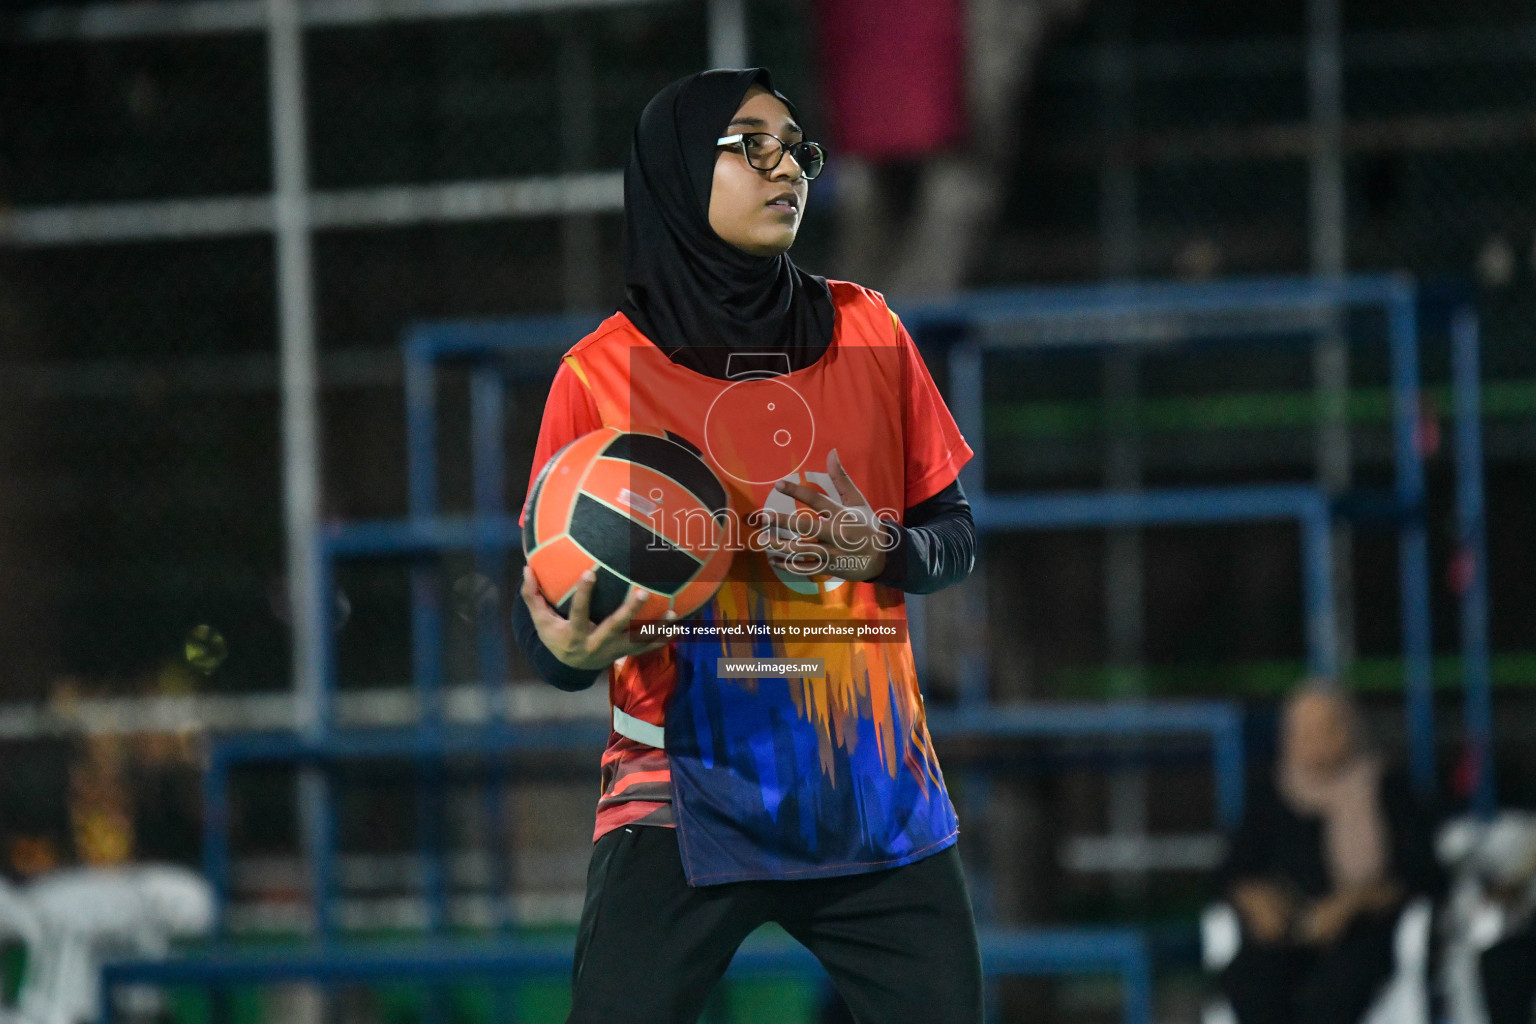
[868,477,976,594]
[513,476,976,691]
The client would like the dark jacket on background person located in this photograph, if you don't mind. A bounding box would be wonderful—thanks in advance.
[1222,768,1444,909]
[1217,768,1444,1024]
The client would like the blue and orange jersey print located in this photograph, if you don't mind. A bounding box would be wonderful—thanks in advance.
[519,281,974,885]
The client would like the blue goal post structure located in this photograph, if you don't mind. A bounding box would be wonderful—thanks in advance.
[363,273,1487,803]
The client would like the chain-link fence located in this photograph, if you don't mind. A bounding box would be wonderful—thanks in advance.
[3,0,1536,1017]
[965,0,1536,694]
[0,1,732,950]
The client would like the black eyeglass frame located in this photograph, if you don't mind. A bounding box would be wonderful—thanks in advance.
[715,132,827,180]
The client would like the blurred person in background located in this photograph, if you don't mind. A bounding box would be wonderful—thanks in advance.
[0,675,209,1024]
[1439,811,1536,1024]
[0,680,131,882]
[1218,682,1443,1024]
[1,675,201,882]
[1474,838,1536,1024]
[0,739,71,884]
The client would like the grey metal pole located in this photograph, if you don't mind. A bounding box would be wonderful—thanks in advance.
[708,0,747,68]
[1097,21,1142,693]
[1307,0,1345,273]
[1307,0,1352,676]
[267,7,330,1008]
[1097,0,1148,898]
[267,0,324,736]
[560,19,600,310]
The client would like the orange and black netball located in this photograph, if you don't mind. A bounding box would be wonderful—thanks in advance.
[522,426,733,624]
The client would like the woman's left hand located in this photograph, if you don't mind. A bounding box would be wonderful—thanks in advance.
[762,449,898,583]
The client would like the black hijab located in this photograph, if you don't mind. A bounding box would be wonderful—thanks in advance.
[620,68,836,380]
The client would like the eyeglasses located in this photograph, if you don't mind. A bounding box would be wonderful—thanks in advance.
[715,132,826,181]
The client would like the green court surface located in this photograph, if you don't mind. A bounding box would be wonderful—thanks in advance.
[79,926,825,1024]
[178,977,820,1024]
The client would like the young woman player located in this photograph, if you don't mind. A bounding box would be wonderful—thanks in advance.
[513,68,983,1024]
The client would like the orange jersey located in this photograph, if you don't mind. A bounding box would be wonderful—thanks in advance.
[520,280,973,883]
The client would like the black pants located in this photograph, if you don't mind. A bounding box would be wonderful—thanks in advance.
[1480,931,1536,1024]
[1220,915,1398,1024]
[567,825,984,1024]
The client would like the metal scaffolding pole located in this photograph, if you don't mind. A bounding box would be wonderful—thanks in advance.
[559,20,601,310]
[17,0,663,40]
[708,0,748,68]
[268,0,323,740]
[0,174,625,248]
[1097,0,1149,893]
[266,13,332,1018]
[1452,309,1495,815]
[1308,0,1354,677]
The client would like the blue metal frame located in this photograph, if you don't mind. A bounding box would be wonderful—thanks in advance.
[1452,308,1495,815]
[375,276,1440,776]
[101,927,1153,1024]
[281,274,1481,930]
[928,701,1246,829]
[967,486,1336,684]
[201,700,1245,935]
[202,720,611,938]
[921,274,1437,795]
[188,274,1494,1011]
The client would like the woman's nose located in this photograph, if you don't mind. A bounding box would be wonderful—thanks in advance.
[767,152,803,183]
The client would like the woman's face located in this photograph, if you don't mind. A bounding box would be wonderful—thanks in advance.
[1282,690,1356,777]
[708,85,810,257]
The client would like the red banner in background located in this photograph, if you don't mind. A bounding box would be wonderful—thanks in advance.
[816,0,968,161]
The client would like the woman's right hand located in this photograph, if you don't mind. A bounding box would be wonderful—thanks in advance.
[1295,881,1400,946]
[520,566,676,671]
[1231,880,1294,945]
